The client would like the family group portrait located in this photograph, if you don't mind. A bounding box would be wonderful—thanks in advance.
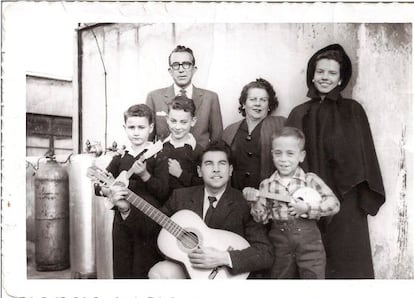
[1,2,413,298]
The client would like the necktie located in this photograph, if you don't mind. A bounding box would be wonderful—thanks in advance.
[204,196,217,226]
[180,88,187,97]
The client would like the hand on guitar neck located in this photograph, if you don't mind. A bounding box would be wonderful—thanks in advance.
[105,156,150,212]
[100,140,163,209]
[243,186,315,219]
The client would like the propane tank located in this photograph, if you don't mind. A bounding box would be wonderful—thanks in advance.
[34,154,70,271]
[68,140,102,279]
[94,141,124,279]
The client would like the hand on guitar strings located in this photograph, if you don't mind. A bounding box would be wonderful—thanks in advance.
[188,247,231,269]
[108,178,130,212]
[288,198,310,218]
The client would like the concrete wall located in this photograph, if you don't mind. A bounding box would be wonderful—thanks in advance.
[26,74,72,117]
[77,23,412,278]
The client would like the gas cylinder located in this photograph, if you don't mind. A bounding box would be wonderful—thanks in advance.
[67,140,118,279]
[94,142,123,279]
[34,155,70,271]
[68,151,98,279]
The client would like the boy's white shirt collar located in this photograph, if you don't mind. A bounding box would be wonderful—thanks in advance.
[174,84,193,99]
[163,133,196,150]
[270,166,306,187]
[124,141,153,158]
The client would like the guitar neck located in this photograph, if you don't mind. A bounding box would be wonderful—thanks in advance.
[125,167,135,180]
[124,190,184,239]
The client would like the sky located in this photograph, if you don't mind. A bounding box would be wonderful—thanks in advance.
[3,2,76,78]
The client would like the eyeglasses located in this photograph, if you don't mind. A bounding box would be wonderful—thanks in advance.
[170,62,193,70]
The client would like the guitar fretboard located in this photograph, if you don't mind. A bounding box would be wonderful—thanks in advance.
[125,190,184,239]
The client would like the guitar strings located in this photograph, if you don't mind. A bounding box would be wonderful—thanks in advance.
[92,167,201,248]
[179,230,199,249]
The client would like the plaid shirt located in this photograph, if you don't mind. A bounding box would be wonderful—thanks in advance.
[250,167,340,223]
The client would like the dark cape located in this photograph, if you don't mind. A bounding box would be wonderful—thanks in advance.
[286,44,385,278]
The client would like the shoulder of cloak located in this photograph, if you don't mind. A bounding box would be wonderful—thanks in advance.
[334,97,386,215]
[286,100,314,129]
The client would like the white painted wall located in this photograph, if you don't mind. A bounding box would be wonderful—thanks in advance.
[78,23,413,278]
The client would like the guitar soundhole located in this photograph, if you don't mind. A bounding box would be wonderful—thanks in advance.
[179,231,199,249]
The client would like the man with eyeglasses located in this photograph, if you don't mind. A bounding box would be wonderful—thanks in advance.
[146,45,223,148]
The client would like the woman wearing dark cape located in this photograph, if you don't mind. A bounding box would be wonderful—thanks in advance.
[286,44,385,278]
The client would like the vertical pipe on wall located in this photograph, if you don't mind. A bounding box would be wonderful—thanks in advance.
[172,23,176,45]
[90,28,108,150]
[75,24,83,153]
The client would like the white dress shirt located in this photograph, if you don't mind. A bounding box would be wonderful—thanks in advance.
[202,188,225,221]
[173,84,194,99]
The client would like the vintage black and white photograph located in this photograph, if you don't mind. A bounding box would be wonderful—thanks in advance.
[1,1,414,298]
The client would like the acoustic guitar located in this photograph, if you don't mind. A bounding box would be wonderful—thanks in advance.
[87,166,250,279]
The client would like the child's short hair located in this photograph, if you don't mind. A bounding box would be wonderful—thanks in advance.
[123,104,154,124]
[198,140,233,166]
[272,127,306,150]
[168,96,196,117]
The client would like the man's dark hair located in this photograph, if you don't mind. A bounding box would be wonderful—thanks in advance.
[198,140,233,166]
[168,45,196,66]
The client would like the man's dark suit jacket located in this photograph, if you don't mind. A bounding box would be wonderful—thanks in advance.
[146,85,223,148]
[161,185,274,276]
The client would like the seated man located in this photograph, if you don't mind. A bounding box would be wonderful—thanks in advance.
[149,140,274,279]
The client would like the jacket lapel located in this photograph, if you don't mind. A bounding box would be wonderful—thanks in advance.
[163,85,176,105]
[191,86,203,113]
[188,186,205,219]
[209,186,236,228]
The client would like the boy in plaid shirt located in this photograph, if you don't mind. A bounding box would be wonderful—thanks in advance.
[243,127,340,278]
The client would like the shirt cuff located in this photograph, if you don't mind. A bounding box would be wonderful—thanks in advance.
[103,197,115,210]
[307,201,321,220]
[120,208,131,220]
[227,252,233,268]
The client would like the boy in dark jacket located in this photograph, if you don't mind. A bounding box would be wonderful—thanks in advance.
[97,104,169,278]
[162,95,204,193]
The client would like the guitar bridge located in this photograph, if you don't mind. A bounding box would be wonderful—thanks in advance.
[208,267,219,279]
[208,245,234,279]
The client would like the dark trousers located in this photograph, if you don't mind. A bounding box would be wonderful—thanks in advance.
[112,211,161,279]
[269,218,325,279]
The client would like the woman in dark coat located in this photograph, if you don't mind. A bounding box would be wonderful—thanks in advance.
[286,44,385,278]
[222,78,285,191]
